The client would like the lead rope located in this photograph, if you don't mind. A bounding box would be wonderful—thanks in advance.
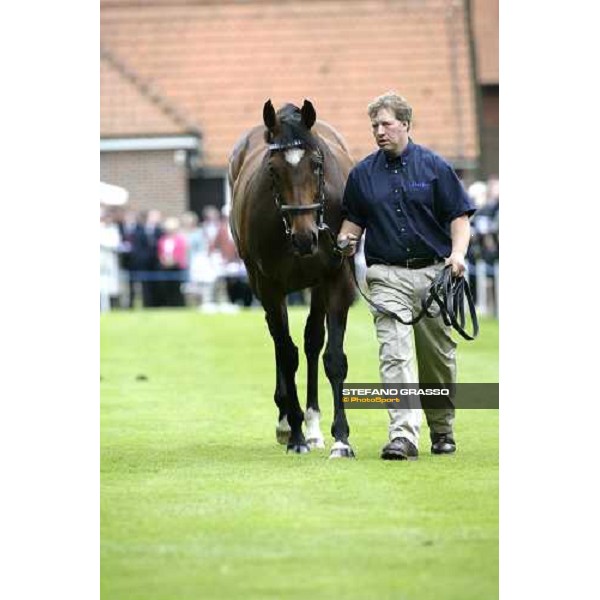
[332,238,479,340]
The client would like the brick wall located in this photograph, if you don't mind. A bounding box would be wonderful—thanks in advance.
[100,149,188,216]
[480,85,499,178]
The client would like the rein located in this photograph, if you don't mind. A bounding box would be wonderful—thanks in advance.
[334,238,479,341]
[423,266,479,340]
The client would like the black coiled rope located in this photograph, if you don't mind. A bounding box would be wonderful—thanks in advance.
[348,258,479,341]
[322,227,479,341]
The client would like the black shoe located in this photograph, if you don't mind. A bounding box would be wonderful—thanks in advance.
[431,433,456,454]
[381,437,419,461]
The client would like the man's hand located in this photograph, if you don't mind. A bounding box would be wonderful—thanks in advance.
[337,233,360,257]
[337,220,363,257]
[445,252,466,277]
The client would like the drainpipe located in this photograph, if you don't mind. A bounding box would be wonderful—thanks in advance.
[446,0,465,166]
[464,0,484,180]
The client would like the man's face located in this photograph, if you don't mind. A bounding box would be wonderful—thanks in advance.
[371,107,409,156]
[147,210,162,226]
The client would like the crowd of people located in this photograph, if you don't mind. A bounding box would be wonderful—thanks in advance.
[467,176,499,263]
[100,204,253,311]
[465,176,500,315]
[100,176,499,314]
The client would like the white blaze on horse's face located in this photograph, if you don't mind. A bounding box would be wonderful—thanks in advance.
[284,148,305,166]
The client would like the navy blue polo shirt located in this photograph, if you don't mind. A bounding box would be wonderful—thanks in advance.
[341,140,476,266]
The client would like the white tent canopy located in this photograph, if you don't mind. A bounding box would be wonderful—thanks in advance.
[100,181,129,206]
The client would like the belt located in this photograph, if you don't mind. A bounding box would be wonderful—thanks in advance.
[385,257,444,269]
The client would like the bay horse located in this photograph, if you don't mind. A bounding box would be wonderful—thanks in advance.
[228,99,356,458]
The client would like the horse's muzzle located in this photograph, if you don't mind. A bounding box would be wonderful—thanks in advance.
[291,231,319,256]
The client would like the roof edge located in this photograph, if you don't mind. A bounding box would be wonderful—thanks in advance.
[100,135,201,152]
[101,45,202,136]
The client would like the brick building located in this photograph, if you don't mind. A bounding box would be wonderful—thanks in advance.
[472,0,499,179]
[101,0,499,216]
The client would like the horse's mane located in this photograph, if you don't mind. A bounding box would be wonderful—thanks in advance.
[275,104,318,150]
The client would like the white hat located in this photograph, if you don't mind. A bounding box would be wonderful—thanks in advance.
[468,181,488,208]
[100,181,129,206]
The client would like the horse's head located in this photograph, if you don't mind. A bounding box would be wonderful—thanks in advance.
[263,99,324,257]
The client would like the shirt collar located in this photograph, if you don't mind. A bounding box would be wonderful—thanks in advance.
[383,138,414,167]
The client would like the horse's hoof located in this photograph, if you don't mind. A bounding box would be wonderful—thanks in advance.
[286,443,310,454]
[329,448,355,459]
[276,417,291,445]
[306,437,326,450]
[328,441,356,459]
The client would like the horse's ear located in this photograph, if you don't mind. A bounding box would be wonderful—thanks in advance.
[263,99,277,130]
[301,99,316,129]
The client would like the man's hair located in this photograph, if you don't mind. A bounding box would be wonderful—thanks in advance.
[367,92,413,129]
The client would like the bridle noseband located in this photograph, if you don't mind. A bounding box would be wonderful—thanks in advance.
[267,140,326,236]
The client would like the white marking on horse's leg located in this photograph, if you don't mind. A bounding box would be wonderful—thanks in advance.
[329,440,356,459]
[284,148,305,166]
[276,416,291,445]
[304,407,325,449]
[330,441,350,451]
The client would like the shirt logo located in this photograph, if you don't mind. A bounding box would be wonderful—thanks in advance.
[407,181,431,190]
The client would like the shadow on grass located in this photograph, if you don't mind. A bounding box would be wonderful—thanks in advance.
[101,440,341,474]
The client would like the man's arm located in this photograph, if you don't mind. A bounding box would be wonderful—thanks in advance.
[337,220,364,257]
[446,214,471,276]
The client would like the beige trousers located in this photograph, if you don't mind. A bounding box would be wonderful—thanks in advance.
[366,263,457,446]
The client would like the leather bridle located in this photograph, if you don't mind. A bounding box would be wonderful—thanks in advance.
[267,140,326,236]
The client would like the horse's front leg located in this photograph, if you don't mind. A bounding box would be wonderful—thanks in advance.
[274,355,291,445]
[323,279,355,459]
[304,285,326,449]
[263,291,309,454]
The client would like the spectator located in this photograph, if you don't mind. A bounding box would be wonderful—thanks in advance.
[465,177,500,316]
[157,217,188,307]
[467,180,488,209]
[180,210,209,304]
[485,176,500,234]
[193,205,223,311]
[117,209,140,308]
[210,212,253,308]
[201,205,221,246]
[487,176,499,205]
[142,209,164,307]
[100,206,122,311]
[472,176,499,263]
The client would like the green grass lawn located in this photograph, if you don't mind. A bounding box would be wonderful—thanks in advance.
[101,303,498,600]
